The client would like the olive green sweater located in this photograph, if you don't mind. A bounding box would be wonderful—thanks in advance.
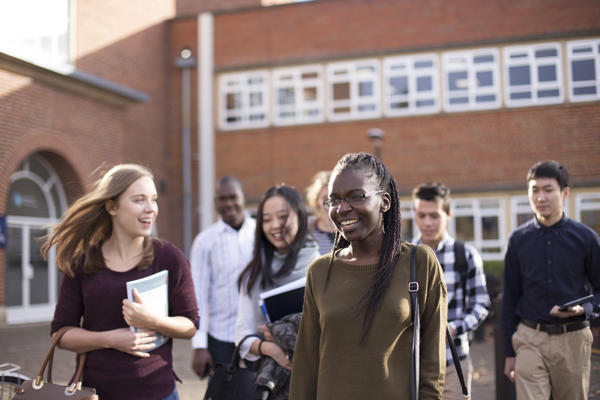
[289,243,447,400]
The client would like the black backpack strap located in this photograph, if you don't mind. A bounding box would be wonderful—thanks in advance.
[409,246,420,400]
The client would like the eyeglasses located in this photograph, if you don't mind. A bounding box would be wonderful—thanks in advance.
[323,190,384,208]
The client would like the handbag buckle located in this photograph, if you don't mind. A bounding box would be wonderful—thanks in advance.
[65,382,78,396]
[408,281,419,293]
[32,376,44,390]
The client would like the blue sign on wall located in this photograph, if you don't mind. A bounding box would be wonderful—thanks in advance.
[0,216,5,248]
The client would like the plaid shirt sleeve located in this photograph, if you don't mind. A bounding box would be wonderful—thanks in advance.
[447,243,491,337]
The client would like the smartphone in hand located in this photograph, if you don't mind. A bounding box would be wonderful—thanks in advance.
[558,294,593,311]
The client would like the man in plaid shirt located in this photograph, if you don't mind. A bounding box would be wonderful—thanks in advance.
[412,182,491,400]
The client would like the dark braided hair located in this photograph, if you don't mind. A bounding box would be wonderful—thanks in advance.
[325,152,403,345]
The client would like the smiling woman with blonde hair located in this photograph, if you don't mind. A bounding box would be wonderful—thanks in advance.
[42,164,199,400]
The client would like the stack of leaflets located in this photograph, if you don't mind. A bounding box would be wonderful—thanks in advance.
[259,277,306,323]
[126,270,169,351]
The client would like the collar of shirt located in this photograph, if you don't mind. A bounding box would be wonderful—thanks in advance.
[215,212,252,234]
[413,232,454,253]
[532,213,567,230]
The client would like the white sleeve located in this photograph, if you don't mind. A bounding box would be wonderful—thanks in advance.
[234,288,261,361]
[190,233,210,349]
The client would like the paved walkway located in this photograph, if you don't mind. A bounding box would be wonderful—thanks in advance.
[1,322,598,399]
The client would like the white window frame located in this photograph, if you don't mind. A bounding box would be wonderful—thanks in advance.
[272,65,324,126]
[400,201,418,242]
[510,195,535,231]
[383,54,440,116]
[574,193,600,233]
[327,59,381,121]
[219,71,270,130]
[504,42,563,107]
[567,39,600,102]
[449,198,506,261]
[442,48,501,112]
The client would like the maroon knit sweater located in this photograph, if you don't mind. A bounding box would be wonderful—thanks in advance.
[51,239,199,400]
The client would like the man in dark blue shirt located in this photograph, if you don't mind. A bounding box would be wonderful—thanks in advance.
[501,160,600,400]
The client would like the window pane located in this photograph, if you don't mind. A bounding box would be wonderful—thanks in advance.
[390,76,408,95]
[476,94,496,102]
[535,48,557,58]
[401,218,414,241]
[358,81,373,97]
[303,87,317,101]
[416,76,432,92]
[278,88,295,105]
[474,54,494,63]
[509,66,530,85]
[455,216,475,241]
[450,97,469,104]
[301,72,318,79]
[476,71,493,87]
[358,104,376,111]
[391,101,409,109]
[511,92,532,100]
[517,212,534,226]
[482,216,499,240]
[572,59,596,81]
[574,86,597,95]
[414,60,433,68]
[226,93,241,110]
[449,71,468,90]
[333,82,350,100]
[416,99,435,107]
[538,89,559,98]
[6,227,22,306]
[249,92,263,106]
[538,65,557,82]
[7,179,49,218]
[581,209,600,235]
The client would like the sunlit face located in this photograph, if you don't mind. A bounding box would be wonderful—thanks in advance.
[528,177,569,226]
[328,167,389,244]
[108,176,158,239]
[413,198,449,249]
[215,181,245,229]
[262,195,299,254]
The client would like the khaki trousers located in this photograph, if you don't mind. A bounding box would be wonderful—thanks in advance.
[443,354,472,400]
[512,322,592,400]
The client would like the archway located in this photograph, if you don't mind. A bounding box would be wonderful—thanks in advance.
[5,153,68,324]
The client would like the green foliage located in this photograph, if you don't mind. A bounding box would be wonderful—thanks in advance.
[483,260,504,279]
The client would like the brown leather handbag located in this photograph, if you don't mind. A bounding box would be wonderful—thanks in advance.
[13,326,98,400]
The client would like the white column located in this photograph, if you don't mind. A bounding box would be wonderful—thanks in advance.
[198,12,215,231]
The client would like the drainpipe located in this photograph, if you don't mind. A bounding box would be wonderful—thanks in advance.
[175,48,196,257]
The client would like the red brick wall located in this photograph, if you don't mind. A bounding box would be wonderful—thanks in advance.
[214,0,600,69]
[75,0,182,244]
[215,103,600,202]
[176,0,259,15]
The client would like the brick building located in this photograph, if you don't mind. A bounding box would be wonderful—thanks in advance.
[1,0,599,324]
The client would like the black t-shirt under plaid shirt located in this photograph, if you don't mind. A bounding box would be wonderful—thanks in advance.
[415,233,491,365]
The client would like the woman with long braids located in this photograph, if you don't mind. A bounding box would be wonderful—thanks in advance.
[289,153,447,399]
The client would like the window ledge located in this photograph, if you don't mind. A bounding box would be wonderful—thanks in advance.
[0,52,149,107]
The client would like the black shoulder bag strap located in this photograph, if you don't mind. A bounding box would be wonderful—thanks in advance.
[409,245,469,400]
[409,246,420,400]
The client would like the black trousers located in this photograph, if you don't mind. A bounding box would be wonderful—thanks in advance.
[207,334,236,365]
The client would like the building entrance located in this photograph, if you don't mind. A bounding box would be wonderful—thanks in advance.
[5,154,67,324]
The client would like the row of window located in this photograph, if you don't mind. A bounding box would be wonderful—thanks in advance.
[399,193,600,261]
[219,38,600,130]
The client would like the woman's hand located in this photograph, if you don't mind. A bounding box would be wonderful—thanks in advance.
[107,327,157,358]
[122,289,159,330]
[258,324,275,342]
[261,341,292,370]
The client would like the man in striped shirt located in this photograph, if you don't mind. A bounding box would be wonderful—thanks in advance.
[191,176,256,378]
[412,182,491,400]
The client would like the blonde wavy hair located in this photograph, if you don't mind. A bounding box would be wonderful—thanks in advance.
[41,164,155,278]
[305,170,331,212]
